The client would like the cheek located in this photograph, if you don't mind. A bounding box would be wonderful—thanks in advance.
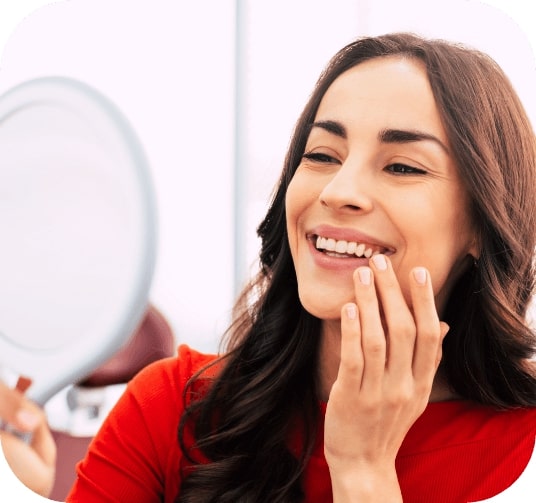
[406,188,475,254]
[395,201,475,308]
[284,183,299,255]
[285,174,315,246]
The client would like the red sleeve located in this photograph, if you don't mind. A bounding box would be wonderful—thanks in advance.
[66,345,216,503]
[396,402,536,502]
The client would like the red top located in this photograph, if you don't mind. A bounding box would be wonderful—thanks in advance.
[67,345,536,503]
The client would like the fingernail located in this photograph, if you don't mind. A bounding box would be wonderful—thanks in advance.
[346,304,357,320]
[371,254,387,271]
[413,267,427,285]
[16,410,40,430]
[358,267,371,285]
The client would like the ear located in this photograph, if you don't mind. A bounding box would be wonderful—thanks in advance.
[468,235,480,260]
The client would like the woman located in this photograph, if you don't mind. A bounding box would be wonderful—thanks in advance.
[2,32,536,502]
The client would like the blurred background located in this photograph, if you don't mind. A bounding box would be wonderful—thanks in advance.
[1,0,534,354]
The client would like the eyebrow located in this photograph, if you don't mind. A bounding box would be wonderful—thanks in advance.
[379,128,450,154]
[310,120,449,154]
[310,120,347,138]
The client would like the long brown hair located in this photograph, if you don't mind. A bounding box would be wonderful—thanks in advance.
[178,33,536,503]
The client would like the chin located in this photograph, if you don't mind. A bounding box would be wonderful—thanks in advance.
[297,289,350,321]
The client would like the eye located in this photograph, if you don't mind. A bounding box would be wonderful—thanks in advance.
[302,151,340,164]
[385,163,427,175]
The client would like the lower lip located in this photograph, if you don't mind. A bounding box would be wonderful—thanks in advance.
[308,239,371,272]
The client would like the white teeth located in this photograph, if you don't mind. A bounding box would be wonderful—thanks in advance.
[315,236,383,258]
[355,243,366,257]
[335,240,348,253]
[325,238,336,251]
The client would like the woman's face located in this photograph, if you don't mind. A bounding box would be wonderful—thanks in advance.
[285,56,478,322]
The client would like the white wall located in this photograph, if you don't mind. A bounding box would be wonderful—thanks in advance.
[0,0,238,353]
[1,0,534,354]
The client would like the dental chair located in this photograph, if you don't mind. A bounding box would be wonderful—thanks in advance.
[46,304,175,501]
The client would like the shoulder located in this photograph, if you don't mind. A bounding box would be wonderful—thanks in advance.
[479,404,536,436]
[503,405,536,435]
[97,343,220,456]
[96,344,219,441]
[398,402,536,502]
[68,345,219,502]
[127,344,219,401]
[403,400,536,455]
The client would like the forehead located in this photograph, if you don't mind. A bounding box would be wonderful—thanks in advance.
[316,56,448,145]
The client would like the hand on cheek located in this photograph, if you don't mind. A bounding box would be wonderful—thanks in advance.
[324,255,448,502]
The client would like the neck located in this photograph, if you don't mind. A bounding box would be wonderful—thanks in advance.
[317,321,458,403]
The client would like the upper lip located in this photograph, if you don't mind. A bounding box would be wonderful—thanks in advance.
[307,225,396,254]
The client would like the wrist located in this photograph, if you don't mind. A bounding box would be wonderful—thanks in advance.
[329,463,402,503]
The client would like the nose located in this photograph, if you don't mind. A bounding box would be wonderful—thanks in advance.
[318,158,374,214]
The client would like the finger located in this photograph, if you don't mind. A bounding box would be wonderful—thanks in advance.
[25,402,56,467]
[409,267,443,383]
[1,403,55,467]
[0,379,48,439]
[337,303,364,387]
[352,266,386,392]
[435,322,449,368]
[369,254,416,376]
[0,379,56,487]
[0,380,24,426]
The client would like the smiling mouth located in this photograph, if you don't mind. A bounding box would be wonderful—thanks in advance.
[313,235,392,258]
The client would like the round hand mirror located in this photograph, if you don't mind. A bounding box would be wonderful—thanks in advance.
[0,77,157,405]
